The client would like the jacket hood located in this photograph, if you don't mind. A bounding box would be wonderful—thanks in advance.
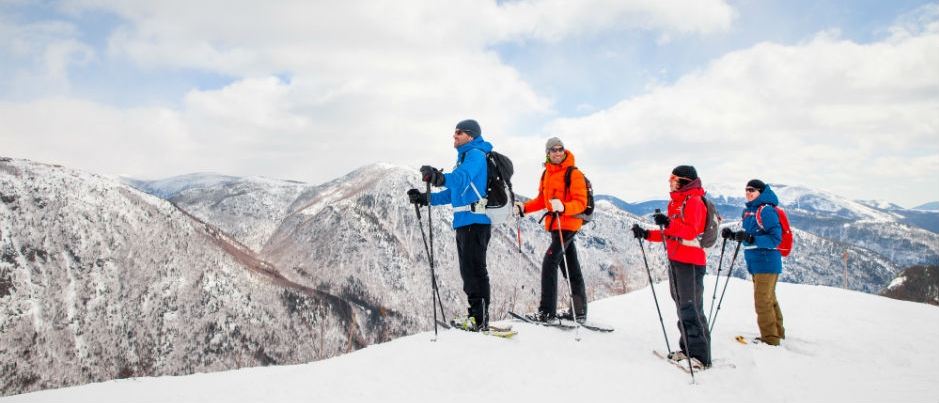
[670,177,705,200]
[457,136,493,155]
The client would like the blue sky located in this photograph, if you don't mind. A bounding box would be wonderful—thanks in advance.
[1,0,937,208]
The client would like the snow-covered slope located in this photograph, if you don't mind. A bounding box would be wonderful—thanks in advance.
[4,157,937,397]
[6,277,937,402]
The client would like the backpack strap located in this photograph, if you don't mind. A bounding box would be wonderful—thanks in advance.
[538,167,577,229]
[744,203,776,230]
[563,166,576,199]
[755,204,766,229]
[459,148,487,165]
[458,148,488,205]
[673,195,708,237]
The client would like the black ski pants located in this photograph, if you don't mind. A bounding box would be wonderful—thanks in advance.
[455,223,492,326]
[539,230,586,316]
[668,261,711,366]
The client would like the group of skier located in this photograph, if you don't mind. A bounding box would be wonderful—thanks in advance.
[408,119,787,370]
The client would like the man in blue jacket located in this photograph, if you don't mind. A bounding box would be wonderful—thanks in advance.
[407,119,493,331]
[725,179,786,345]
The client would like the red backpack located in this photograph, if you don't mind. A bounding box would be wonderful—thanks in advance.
[753,204,793,257]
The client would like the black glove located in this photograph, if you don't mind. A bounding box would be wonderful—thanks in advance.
[721,227,734,240]
[631,224,648,240]
[420,165,445,187]
[652,212,670,227]
[734,230,754,244]
[513,201,525,217]
[407,188,428,206]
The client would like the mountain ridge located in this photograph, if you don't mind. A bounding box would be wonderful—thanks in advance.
[2,156,937,397]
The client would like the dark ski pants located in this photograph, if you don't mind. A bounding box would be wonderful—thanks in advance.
[752,273,785,345]
[539,230,586,317]
[456,223,492,326]
[668,261,711,366]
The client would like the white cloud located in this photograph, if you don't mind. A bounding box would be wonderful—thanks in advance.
[0,1,936,207]
[550,5,939,205]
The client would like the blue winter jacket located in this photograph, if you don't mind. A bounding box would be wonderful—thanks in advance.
[740,184,784,275]
[428,136,492,228]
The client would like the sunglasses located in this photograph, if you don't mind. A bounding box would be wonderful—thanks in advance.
[454,129,473,136]
[746,187,759,193]
[548,147,564,153]
[669,174,691,182]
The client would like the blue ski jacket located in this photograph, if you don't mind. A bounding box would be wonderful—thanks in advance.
[740,184,784,275]
[429,136,492,228]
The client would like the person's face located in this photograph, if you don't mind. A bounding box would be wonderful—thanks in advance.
[453,129,473,148]
[745,186,761,202]
[669,174,686,192]
[547,146,565,164]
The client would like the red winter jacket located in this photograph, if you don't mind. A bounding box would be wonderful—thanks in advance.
[647,179,707,266]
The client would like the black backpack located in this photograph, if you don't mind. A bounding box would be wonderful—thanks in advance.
[540,166,594,223]
[461,149,515,223]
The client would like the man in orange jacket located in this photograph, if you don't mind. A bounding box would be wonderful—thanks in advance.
[514,137,590,323]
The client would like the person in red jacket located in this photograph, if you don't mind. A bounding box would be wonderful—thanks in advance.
[631,165,712,369]
[514,137,589,323]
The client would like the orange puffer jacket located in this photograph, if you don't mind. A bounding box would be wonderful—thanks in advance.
[522,149,588,232]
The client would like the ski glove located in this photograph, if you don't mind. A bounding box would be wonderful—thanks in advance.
[734,230,754,244]
[549,198,565,212]
[513,201,525,217]
[407,188,429,206]
[420,165,445,187]
[631,224,648,240]
[721,227,734,240]
[653,212,670,227]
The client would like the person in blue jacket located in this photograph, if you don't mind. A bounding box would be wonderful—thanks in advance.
[407,119,493,331]
[723,179,786,345]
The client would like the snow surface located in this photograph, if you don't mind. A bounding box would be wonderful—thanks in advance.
[4,277,937,403]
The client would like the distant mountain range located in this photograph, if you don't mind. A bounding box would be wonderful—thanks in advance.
[2,156,937,396]
[910,201,939,211]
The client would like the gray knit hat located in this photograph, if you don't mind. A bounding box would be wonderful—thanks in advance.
[545,137,564,153]
[455,119,481,138]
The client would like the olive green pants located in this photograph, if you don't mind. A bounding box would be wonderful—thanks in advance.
[752,273,785,345]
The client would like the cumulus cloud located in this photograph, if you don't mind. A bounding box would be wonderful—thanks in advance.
[0,1,936,207]
[550,5,938,205]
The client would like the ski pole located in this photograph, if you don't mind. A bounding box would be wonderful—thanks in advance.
[554,212,582,341]
[707,237,728,323]
[656,208,695,382]
[426,182,448,328]
[414,201,439,338]
[709,240,741,334]
[415,183,447,340]
[515,209,523,253]
[637,235,671,353]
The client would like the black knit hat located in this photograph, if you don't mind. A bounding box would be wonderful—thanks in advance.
[672,165,698,181]
[747,179,766,193]
[455,119,481,138]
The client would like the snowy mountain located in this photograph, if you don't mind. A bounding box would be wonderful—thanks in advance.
[600,183,939,275]
[912,201,939,211]
[5,277,937,402]
[0,158,405,397]
[139,165,937,296]
[2,157,937,397]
